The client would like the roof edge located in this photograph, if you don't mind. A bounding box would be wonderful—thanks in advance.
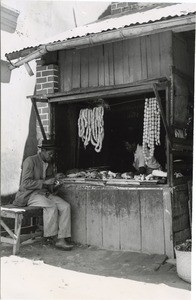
[7,14,195,71]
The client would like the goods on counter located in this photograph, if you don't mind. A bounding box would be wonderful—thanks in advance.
[78,106,104,152]
[143,97,161,161]
[152,170,167,178]
[65,169,160,182]
[121,172,134,179]
[134,174,145,181]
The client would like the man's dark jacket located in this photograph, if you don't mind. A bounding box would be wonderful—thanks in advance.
[13,154,53,207]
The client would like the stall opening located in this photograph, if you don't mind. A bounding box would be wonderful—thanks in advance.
[55,91,167,179]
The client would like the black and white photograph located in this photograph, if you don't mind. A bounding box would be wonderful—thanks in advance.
[1,0,195,299]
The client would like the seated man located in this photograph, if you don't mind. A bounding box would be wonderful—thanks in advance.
[13,139,73,250]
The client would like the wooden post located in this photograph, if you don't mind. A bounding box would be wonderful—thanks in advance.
[31,98,47,140]
[187,181,192,235]
[153,83,172,147]
[13,214,23,255]
[166,84,173,187]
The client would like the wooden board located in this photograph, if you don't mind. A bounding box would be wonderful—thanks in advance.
[173,34,189,77]
[140,189,165,254]
[132,38,142,82]
[150,34,161,77]
[103,43,110,86]
[86,187,103,247]
[103,43,115,86]
[173,214,190,232]
[102,188,120,249]
[159,31,172,77]
[80,48,89,88]
[59,184,87,244]
[59,32,172,92]
[122,40,130,84]
[140,37,148,80]
[58,183,174,256]
[146,35,153,79]
[173,74,189,124]
[163,188,174,258]
[113,41,124,85]
[98,45,105,87]
[172,185,189,217]
[72,50,81,89]
[63,50,73,91]
[118,189,141,251]
[128,38,134,82]
[73,185,88,244]
[89,46,99,87]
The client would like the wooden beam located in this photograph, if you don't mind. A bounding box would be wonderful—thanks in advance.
[49,79,168,103]
[31,98,47,140]
[0,220,17,240]
[24,62,34,76]
[153,83,172,147]
[27,77,169,101]
[1,210,24,218]
[1,236,16,245]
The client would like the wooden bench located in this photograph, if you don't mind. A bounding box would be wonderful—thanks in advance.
[0,205,43,255]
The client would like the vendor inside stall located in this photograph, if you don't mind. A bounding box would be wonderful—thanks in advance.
[123,136,162,175]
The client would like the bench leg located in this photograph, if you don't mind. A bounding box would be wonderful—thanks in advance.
[13,214,23,255]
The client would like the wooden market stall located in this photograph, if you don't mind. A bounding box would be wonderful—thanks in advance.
[7,4,194,258]
[48,30,193,258]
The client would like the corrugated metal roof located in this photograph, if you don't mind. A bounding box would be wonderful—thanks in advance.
[43,3,196,43]
[6,3,196,58]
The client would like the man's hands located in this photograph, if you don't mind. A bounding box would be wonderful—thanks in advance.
[44,178,55,185]
[43,174,65,193]
[55,173,64,180]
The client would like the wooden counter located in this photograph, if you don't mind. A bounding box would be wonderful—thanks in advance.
[58,182,175,258]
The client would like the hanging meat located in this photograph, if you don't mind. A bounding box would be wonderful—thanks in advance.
[142,97,161,161]
[78,106,104,153]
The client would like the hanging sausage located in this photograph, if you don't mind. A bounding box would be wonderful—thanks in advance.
[142,97,161,161]
[78,106,104,153]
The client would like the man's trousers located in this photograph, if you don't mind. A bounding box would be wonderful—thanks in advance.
[28,193,71,238]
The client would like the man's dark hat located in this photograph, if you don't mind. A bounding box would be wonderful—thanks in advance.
[38,139,57,150]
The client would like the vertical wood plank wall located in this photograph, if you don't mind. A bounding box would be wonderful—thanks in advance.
[172,34,194,125]
[173,33,194,78]
[58,185,174,257]
[59,31,172,92]
[172,184,191,245]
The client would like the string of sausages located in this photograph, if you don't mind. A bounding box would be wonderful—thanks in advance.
[142,97,161,161]
[78,106,104,153]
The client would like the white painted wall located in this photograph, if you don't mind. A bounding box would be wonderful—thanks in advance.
[1,0,110,196]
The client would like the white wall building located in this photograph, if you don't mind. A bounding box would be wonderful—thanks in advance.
[1,0,109,197]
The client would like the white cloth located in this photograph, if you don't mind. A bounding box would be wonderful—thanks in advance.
[133,144,161,171]
[28,193,71,238]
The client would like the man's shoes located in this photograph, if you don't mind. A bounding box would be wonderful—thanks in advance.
[55,240,73,251]
[43,237,55,245]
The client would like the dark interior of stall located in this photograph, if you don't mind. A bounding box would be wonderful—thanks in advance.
[55,91,167,176]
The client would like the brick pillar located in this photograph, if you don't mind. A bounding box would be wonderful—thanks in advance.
[35,59,59,142]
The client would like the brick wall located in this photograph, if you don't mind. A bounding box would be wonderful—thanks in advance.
[35,59,59,142]
[111,2,157,15]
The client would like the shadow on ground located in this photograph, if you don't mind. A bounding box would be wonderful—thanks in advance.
[1,240,191,291]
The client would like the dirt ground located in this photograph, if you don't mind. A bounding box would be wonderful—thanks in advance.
[1,239,191,300]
